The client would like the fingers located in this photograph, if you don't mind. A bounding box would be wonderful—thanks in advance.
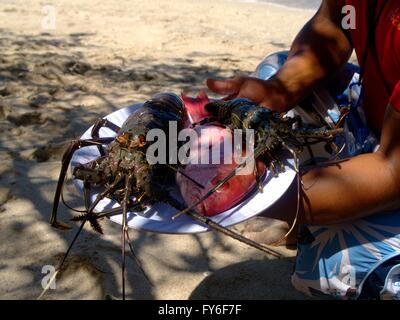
[235,78,274,107]
[206,77,243,95]
[207,76,266,102]
[206,76,282,110]
[222,93,238,101]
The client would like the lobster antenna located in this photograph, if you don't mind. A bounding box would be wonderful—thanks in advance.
[165,164,205,189]
[125,229,153,287]
[120,174,134,300]
[136,150,205,189]
[166,196,281,257]
[37,269,60,300]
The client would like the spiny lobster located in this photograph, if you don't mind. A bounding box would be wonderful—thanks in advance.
[41,93,291,300]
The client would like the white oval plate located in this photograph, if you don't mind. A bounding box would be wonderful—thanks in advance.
[71,103,296,234]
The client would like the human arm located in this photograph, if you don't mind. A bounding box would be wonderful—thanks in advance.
[255,103,400,242]
[298,103,400,225]
[300,82,400,224]
[207,0,353,112]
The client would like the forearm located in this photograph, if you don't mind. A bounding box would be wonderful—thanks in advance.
[297,105,400,225]
[300,152,400,225]
[269,0,353,111]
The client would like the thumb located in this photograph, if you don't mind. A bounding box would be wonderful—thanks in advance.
[206,78,242,95]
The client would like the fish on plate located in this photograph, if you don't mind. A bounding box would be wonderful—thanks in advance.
[176,92,266,217]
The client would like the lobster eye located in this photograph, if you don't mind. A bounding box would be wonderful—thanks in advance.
[139,134,146,143]
[128,134,147,149]
[116,132,130,144]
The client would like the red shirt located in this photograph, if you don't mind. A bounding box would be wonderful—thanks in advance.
[346,0,400,134]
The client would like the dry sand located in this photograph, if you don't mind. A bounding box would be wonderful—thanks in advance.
[0,0,315,299]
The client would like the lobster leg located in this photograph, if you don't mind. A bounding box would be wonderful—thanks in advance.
[38,177,120,300]
[80,189,153,291]
[75,174,124,233]
[83,179,103,234]
[264,150,285,178]
[68,175,124,255]
[51,137,114,230]
[280,142,301,173]
[71,202,135,220]
[91,118,121,156]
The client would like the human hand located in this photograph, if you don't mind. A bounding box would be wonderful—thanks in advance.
[206,76,289,113]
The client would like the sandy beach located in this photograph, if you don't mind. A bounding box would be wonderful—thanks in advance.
[0,0,315,299]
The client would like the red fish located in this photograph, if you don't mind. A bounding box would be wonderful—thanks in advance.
[177,93,265,217]
[176,125,266,217]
